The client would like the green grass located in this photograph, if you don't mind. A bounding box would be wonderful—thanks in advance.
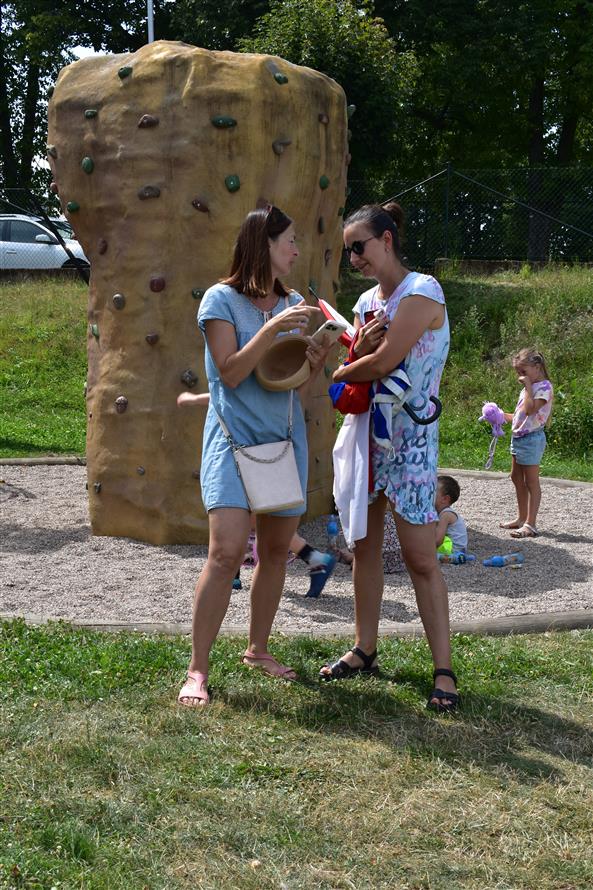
[0,277,87,456]
[2,267,593,478]
[1,620,592,889]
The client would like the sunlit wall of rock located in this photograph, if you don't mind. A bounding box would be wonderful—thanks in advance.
[47,40,348,544]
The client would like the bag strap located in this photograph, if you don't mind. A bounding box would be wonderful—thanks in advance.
[213,389,294,448]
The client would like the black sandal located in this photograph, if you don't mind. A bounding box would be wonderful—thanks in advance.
[319,646,379,682]
[426,668,460,713]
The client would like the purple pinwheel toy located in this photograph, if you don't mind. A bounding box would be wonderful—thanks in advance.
[479,401,507,469]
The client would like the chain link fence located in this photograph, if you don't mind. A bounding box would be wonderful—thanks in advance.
[0,186,89,281]
[347,166,593,270]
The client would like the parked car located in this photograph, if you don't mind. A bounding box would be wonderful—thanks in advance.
[0,213,89,270]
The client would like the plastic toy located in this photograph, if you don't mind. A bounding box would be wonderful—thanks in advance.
[482,552,524,567]
[438,552,476,565]
[479,401,507,469]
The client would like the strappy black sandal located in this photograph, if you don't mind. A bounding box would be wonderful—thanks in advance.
[319,646,379,682]
[426,668,460,713]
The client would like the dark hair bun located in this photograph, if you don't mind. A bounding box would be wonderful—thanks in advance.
[382,201,405,232]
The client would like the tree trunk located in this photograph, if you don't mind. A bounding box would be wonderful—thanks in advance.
[0,1,19,187]
[18,61,40,190]
[526,76,550,262]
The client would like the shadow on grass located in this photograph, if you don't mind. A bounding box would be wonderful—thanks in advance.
[217,672,593,783]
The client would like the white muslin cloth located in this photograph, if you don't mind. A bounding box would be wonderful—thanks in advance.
[332,409,371,548]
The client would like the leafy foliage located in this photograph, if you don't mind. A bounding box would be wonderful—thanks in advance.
[239,0,417,179]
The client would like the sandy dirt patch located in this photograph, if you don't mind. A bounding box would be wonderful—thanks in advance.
[1,465,592,632]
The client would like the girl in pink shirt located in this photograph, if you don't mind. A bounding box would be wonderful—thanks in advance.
[500,348,553,538]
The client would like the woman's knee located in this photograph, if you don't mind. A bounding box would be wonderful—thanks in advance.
[207,542,244,575]
[401,546,437,579]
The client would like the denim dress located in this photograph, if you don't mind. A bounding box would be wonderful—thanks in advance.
[198,283,308,516]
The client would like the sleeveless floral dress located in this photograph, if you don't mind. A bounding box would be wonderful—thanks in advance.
[368,272,450,526]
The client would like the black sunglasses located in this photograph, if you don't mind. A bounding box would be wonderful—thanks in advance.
[344,236,377,258]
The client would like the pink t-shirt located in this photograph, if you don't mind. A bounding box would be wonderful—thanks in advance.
[512,379,553,436]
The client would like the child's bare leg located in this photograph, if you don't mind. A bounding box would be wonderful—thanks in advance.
[523,464,542,528]
[501,457,528,527]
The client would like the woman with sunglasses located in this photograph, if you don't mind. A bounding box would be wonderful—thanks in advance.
[320,201,459,713]
[178,205,331,706]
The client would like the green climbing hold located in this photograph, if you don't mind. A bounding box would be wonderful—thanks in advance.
[81,157,94,174]
[46,145,57,159]
[211,116,237,129]
[225,175,240,193]
[84,109,98,118]
[318,217,325,234]
[118,66,133,79]
[347,104,356,119]
[47,86,54,99]
[90,323,99,338]
[274,72,288,85]
[67,201,80,213]
[319,175,330,190]
[337,207,345,217]
[192,288,205,300]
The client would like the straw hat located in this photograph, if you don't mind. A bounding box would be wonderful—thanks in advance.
[255,334,311,391]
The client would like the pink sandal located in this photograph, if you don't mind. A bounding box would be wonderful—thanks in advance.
[241,650,297,681]
[178,670,210,707]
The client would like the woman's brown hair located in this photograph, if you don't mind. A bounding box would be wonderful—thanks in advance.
[344,201,405,262]
[222,205,292,299]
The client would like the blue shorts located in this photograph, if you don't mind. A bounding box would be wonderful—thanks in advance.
[511,429,546,466]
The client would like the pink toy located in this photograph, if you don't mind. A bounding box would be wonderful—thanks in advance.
[479,401,507,468]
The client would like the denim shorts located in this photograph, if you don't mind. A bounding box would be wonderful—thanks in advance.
[510,429,546,466]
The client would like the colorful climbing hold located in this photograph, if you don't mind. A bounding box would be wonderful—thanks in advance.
[84,109,98,118]
[192,289,205,300]
[272,138,292,156]
[181,370,199,388]
[138,185,160,200]
[115,396,128,413]
[225,175,240,193]
[66,201,80,213]
[81,157,94,174]
[49,182,59,195]
[145,333,159,345]
[273,72,288,84]
[319,175,330,190]
[46,145,57,159]
[47,86,54,98]
[97,239,108,254]
[138,114,159,128]
[324,249,332,265]
[192,198,209,212]
[347,104,356,118]
[337,207,345,217]
[318,217,325,234]
[118,66,133,79]
[112,293,126,310]
[137,467,146,475]
[318,113,329,124]
[90,323,99,338]
[149,276,166,292]
[211,115,237,128]
[93,482,101,493]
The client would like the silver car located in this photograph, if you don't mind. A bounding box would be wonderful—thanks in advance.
[0,213,89,270]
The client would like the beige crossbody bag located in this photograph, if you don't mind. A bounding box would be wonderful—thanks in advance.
[214,390,304,513]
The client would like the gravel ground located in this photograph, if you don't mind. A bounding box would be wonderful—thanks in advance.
[1,465,592,631]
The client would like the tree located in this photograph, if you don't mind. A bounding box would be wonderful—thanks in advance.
[239,0,417,181]
[0,0,174,193]
[170,0,269,51]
